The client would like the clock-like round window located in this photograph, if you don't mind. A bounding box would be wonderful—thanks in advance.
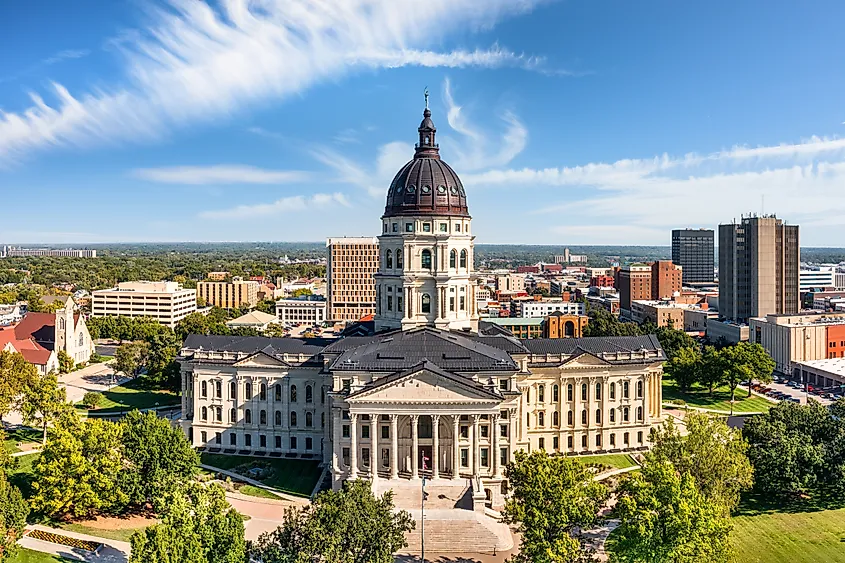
[437,185,447,194]
[407,185,416,193]
[450,186,458,195]
[395,186,403,194]
[422,185,431,194]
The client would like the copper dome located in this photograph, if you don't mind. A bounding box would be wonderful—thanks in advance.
[383,107,470,218]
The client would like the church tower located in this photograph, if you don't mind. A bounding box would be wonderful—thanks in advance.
[374,95,477,333]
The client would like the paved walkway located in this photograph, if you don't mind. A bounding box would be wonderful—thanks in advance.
[19,524,130,563]
[226,493,302,541]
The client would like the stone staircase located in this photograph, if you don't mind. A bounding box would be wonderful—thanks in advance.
[374,478,472,510]
[402,508,513,554]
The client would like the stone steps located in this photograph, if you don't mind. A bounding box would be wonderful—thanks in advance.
[402,511,512,553]
[375,479,472,510]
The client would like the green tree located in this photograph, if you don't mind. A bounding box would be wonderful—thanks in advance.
[31,416,128,518]
[19,373,71,445]
[82,391,104,409]
[290,288,312,298]
[247,479,413,563]
[130,482,244,563]
[721,342,775,399]
[114,341,150,377]
[611,461,732,563]
[119,411,199,507]
[0,429,12,471]
[663,346,701,394]
[696,346,725,395]
[583,308,644,338]
[654,325,697,361]
[648,414,753,513]
[502,451,608,563]
[145,332,181,388]
[0,351,36,422]
[57,349,74,374]
[0,473,29,562]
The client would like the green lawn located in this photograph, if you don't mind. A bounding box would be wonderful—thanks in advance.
[56,520,150,544]
[239,484,282,499]
[662,380,774,413]
[76,377,180,414]
[2,427,42,453]
[9,548,71,563]
[200,453,321,497]
[6,452,40,499]
[574,453,638,470]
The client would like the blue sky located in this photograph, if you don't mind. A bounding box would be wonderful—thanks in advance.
[2,0,845,246]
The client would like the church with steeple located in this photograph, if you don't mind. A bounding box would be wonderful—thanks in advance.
[178,95,666,526]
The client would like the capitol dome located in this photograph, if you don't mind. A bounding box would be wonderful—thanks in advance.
[383,107,470,218]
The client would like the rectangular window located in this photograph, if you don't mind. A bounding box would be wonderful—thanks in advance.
[362,425,370,439]
[306,437,313,450]
[500,447,509,467]
[245,434,252,447]
[480,447,489,467]
[230,433,237,446]
[387,296,393,311]
[382,448,390,467]
[259,435,266,448]
[581,435,587,448]
[610,433,616,447]
[637,431,643,444]
[342,447,350,466]
[567,436,573,449]
[275,436,281,449]
[215,432,221,445]
[392,223,398,232]
[499,378,509,391]
[290,437,297,450]
[459,296,465,310]
[460,426,469,439]
[480,425,489,438]
[382,425,390,439]
[440,223,448,232]
[405,223,414,232]
[423,223,431,232]
[450,297,455,311]
[538,438,545,451]
[342,425,350,438]
[362,448,370,467]
[455,223,461,232]
[500,424,508,438]
[460,448,469,467]
[553,437,559,450]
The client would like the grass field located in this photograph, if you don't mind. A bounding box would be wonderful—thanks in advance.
[76,377,180,414]
[6,452,40,499]
[574,453,638,470]
[662,380,774,413]
[2,427,42,453]
[200,453,321,497]
[239,484,282,499]
[9,548,70,563]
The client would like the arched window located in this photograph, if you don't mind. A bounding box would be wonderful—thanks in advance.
[229,408,236,422]
[623,407,629,422]
[567,410,574,425]
[421,249,432,269]
[260,410,267,425]
[581,384,587,401]
[567,384,573,401]
[290,411,298,427]
[396,250,403,268]
[78,333,84,347]
[245,382,252,399]
[459,249,468,269]
[290,385,297,403]
[595,383,602,400]
[305,385,313,403]
[201,381,207,398]
[386,249,393,269]
[215,381,222,398]
[275,411,281,425]
[553,384,559,402]
[230,382,237,399]
[553,411,560,426]
[260,384,267,401]
[421,293,431,313]
[564,321,575,337]
[450,249,457,268]
[275,384,281,401]
[59,318,65,330]
[610,382,616,400]
[637,380,643,398]
[201,406,208,421]
[623,381,629,399]
[581,409,587,425]
[595,409,602,424]
[538,384,545,403]
[306,412,313,427]
[215,407,222,421]
[245,409,252,424]
[538,412,545,427]
[610,409,616,423]
[637,406,643,421]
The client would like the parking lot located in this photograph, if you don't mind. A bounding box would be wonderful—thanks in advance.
[749,375,837,406]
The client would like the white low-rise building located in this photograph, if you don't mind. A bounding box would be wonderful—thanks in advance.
[276,295,327,326]
[226,311,281,332]
[513,299,585,318]
[91,281,197,328]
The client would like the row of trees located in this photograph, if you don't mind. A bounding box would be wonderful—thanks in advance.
[0,351,70,444]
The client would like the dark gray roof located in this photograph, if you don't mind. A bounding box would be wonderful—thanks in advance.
[468,334,529,355]
[519,335,665,363]
[331,327,518,373]
[347,360,503,400]
[182,334,332,357]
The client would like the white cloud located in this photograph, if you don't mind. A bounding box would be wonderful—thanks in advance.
[0,0,548,163]
[311,141,413,198]
[42,49,90,65]
[199,192,350,220]
[133,165,309,184]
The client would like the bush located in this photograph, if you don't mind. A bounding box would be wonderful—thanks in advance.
[82,392,104,409]
[88,353,104,364]
[670,399,687,406]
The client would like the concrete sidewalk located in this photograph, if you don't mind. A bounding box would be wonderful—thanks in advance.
[19,524,130,562]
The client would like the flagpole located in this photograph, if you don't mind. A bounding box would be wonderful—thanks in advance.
[421,473,426,563]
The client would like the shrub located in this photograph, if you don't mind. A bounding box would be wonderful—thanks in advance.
[82,392,104,409]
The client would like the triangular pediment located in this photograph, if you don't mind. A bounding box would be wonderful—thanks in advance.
[348,365,501,405]
[233,351,290,368]
[562,350,611,368]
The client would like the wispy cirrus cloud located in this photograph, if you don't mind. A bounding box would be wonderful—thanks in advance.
[0,0,551,164]
[199,192,350,220]
[42,49,90,66]
[133,165,309,185]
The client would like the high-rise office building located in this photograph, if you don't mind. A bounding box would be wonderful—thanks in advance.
[719,215,800,322]
[671,229,714,284]
[197,277,260,309]
[326,237,379,322]
[618,261,683,313]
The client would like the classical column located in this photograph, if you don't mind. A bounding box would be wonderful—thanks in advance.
[410,414,420,479]
[349,413,358,479]
[332,408,341,473]
[451,414,460,479]
[390,414,399,479]
[431,414,440,479]
[370,414,379,480]
[657,375,662,417]
[470,414,479,476]
[491,413,500,478]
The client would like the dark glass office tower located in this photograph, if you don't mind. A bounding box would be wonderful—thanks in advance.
[671,229,715,284]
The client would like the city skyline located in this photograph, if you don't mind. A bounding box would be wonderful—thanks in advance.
[3,1,845,245]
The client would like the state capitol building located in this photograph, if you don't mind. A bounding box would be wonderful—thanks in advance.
[178,101,665,507]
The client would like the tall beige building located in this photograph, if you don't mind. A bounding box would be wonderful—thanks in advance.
[197,277,259,310]
[91,281,197,328]
[326,237,379,322]
[719,215,800,322]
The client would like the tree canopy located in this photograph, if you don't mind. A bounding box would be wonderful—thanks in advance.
[0,473,29,563]
[0,351,37,421]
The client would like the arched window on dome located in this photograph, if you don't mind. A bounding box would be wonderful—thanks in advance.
[450,249,456,269]
[421,249,432,270]
[425,135,430,145]
[460,249,467,268]
[386,249,392,269]
[396,249,403,269]
[421,294,431,314]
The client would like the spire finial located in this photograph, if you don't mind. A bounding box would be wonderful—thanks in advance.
[424,87,429,110]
